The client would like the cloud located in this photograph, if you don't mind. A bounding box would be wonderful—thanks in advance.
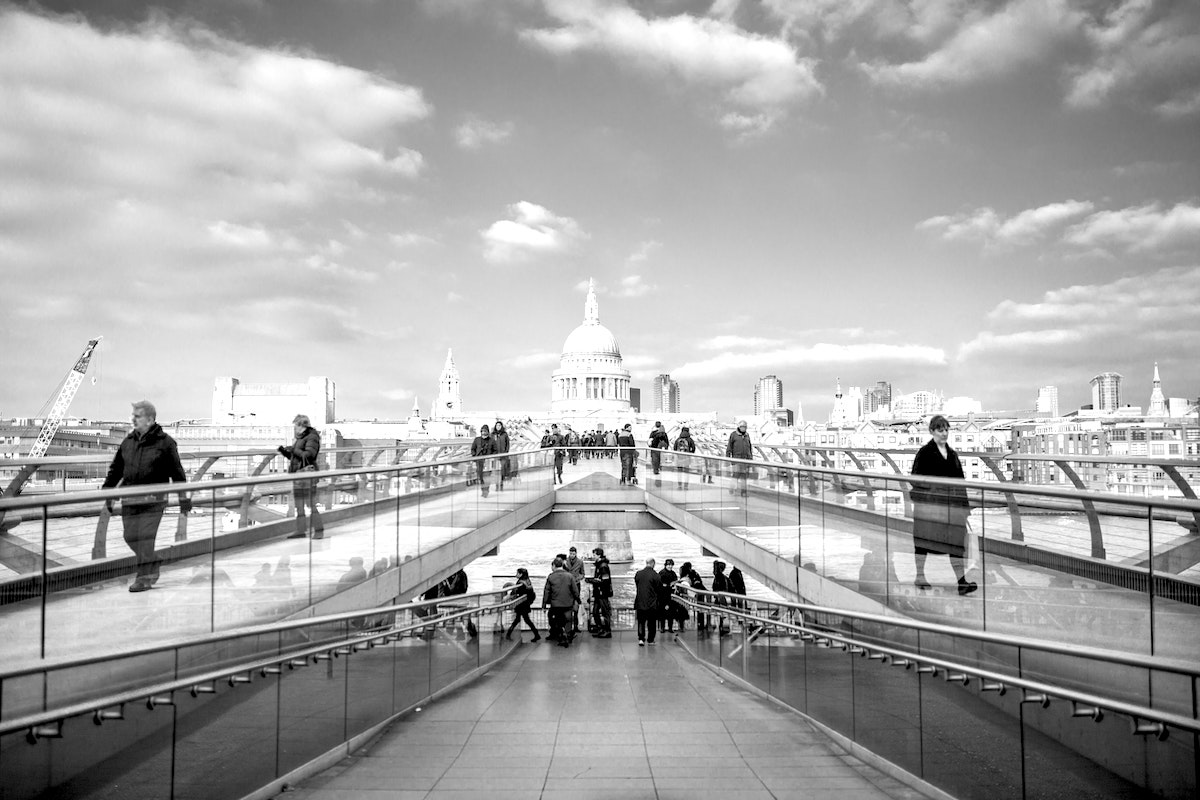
[481,200,588,263]
[508,351,561,369]
[454,116,515,149]
[626,240,661,265]
[615,275,653,297]
[674,341,946,379]
[917,200,1095,249]
[1064,202,1200,254]
[390,231,437,248]
[520,0,822,134]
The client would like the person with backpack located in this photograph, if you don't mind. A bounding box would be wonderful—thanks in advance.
[617,424,638,485]
[505,568,541,642]
[672,426,697,489]
[648,421,669,475]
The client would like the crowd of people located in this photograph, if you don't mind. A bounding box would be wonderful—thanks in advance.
[499,552,750,647]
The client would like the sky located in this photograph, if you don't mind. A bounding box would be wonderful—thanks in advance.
[1,0,1198,424]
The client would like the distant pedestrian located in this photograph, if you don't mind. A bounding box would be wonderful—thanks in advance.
[726,420,753,496]
[102,400,190,592]
[910,414,976,596]
[337,557,367,591]
[728,564,747,627]
[657,558,679,634]
[711,560,731,635]
[281,414,324,540]
[617,423,638,485]
[680,562,708,631]
[633,557,659,645]
[491,420,511,490]
[673,426,696,488]
[543,557,579,647]
[505,568,541,642]
[549,423,566,484]
[605,429,618,458]
[649,421,669,475]
[471,424,494,497]
[586,547,613,637]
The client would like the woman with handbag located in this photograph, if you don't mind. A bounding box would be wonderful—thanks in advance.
[280,414,324,540]
[909,415,975,595]
[505,568,541,641]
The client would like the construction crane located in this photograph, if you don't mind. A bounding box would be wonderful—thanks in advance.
[28,337,103,459]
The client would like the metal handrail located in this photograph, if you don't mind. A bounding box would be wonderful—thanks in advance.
[3,448,1198,516]
[678,588,1199,737]
[3,592,521,740]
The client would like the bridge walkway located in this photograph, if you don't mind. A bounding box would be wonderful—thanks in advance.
[285,631,932,800]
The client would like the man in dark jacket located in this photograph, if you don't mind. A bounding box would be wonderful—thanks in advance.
[102,400,189,592]
[633,558,659,645]
[470,424,494,496]
[673,426,696,488]
[726,420,753,496]
[543,557,579,647]
[617,424,638,485]
[586,548,613,637]
[281,414,324,539]
[648,421,669,475]
[564,546,586,635]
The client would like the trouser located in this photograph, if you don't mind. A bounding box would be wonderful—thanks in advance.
[475,461,487,487]
[636,609,657,642]
[554,455,564,480]
[621,454,637,482]
[650,450,662,473]
[592,595,611,633]
[548,607,572,641]
[122,502,166,580]
[658,603,677,632]
[294,485,324,537]
[507,609,538,637]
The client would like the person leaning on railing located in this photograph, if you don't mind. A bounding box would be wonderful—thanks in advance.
[102,400,190,593]
[909,414,976,596]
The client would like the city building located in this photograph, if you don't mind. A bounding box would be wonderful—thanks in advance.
[212,376,335,426]
[433,349,462,419]
[891,390,941,418]
[829,378,854,426]
[866,381,892,414]
[651,374,680,414]
[753,375,783,417]
[1090,372,1122,413]
[943,396,983,416]
[629,387,641,414]
[1036,385,1059,417]
[550,278,632,418]
[1148,363,1168,417]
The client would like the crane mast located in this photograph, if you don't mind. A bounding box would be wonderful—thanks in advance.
[28,337,103,459]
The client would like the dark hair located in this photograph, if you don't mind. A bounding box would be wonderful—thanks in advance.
[928,414,950,433]
[678,561,692,577]
[552,557,565,569]
[517,567,528,577]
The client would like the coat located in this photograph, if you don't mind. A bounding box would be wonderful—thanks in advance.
[657,567,679,610]
[649,427,669,449]
[588,557,613,598]
[510,578,536,613]
[102,424,188,507]
[633,565,660,611]
[491,430,510,454]
[726,430,752,459]
[543,569,579,609]
[910,439,969,557]
[673,435,696,453]
[282,427,321,473]
[471,435,494,457]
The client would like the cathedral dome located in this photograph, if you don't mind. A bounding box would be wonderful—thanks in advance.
[562,321,621,359]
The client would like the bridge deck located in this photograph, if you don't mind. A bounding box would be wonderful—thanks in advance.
[286,633,929,800]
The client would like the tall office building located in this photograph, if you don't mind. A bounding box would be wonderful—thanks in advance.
[1090,372,1122,413]
[651,374,680,414]
[866,381,892,413]
[1036,386,1059,417]
[754,375,783,416]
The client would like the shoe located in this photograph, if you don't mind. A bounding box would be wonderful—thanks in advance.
[129,580,151,593]
[958,579,978,596]
[532,635,542,642]
[647,640,656,646]
[914,579,931,590]
[287,532,306,539]
[559,641,570,648]
[638,640,645,646]
[506,633,513,641]
[619,479,626,485]
[312,532,324,540]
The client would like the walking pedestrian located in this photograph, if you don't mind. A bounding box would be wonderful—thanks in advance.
[673,426,696,489]
[505,568,541,641]
[586,547,613,637]
[618,423,638,485]
[102,400,190,592]
[726,420,753,496]
[471,424,494,497]
[910,414,976,596]
[711,560,731,635]
[491,420,510,490]
[649,421,669,475]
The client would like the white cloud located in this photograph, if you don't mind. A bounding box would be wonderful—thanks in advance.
[481,200,588,263]
[508,351,561,369]
[390,232,437,248]
[616,275,653,297]
[454,116,515,149]
[674,341,946,379]
[626,240,661,264]
[958,265,1200,364]
[520,0,821,134]
[1064,202,1200,254]
[917,200,1095,249]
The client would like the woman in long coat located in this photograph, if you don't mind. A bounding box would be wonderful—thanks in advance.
[909,415,976,596]
[492,420,511,490]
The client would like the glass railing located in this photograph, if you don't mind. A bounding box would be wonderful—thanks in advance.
[0,592,517,800]
[640,450,1200,661]
[0,449,558,667]
[673,587,1198,800]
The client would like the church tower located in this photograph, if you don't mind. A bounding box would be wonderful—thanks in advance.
[829,378,851,427]
[433,349,462,418]
[1148,362,1168,417]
